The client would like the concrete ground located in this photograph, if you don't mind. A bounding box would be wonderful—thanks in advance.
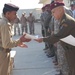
[11,23,58,75]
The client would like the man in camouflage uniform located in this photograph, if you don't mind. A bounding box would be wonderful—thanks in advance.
[41,4,55,57]
[52,0,73,75]
[27,12,35,35]
[40,6,45,37]
[40,5,49,49]
[20,13,28,35]
[14,14,20,35]
[0,3,31,75]
[40,6,49,51]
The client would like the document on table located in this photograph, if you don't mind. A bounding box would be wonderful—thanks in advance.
[60,35,75,46]
[25,34,39,39]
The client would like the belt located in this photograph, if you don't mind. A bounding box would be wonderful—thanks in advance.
[0,47,11,52]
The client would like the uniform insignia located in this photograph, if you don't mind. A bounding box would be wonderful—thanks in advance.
[62,24,68,27]
[7,22,11,26]
[61,19,65,23]
[55,4,57,6]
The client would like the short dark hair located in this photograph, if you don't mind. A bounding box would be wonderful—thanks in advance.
[3,7,11,15]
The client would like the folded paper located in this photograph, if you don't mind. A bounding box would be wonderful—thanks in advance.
[25,34,39,39]
[60,35,75,46]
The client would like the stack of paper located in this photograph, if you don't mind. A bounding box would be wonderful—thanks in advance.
[60,35,75,46]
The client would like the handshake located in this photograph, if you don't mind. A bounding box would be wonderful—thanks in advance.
[18,33,43,48]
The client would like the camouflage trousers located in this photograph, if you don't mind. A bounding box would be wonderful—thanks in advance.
[14,23,20,35]
[57,42,69,75]
[21,25,28,34]
[29,22,34,34]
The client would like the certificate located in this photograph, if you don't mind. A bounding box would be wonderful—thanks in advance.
[25,34,39,39]
[60,35,75,46]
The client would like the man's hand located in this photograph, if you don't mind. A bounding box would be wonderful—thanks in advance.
[18,42,28,48]
[34,38,43,43]
[20,34,31,42]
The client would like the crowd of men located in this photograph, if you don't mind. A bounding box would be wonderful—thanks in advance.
[0,0,75,75]
[39,0,75,75]
[13,12,35,35]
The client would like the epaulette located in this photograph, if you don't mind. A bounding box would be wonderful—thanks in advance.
[60,18,68,29]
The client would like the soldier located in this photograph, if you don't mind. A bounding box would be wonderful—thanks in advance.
[27,12,35,35]
[0,3,31,75]
[41,4,55,57]
[53,0,73,75]
[44,4,55,57]
[20,12,28,35]
[13,14,20,35]
[40,4,53,55]
[40,6,49,52]
[35,2,75,75]
[40,6,45,37]
[71,3,75,11]
[71,3,75,18]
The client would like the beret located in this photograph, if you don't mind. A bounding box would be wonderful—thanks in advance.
[41,6,45,10]
[4,3,19,11]
[50,2,64,10]
[45,4,50,8]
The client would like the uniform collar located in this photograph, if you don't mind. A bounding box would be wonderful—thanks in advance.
[2,15,9,23]
[2,14,12,25]
[60,13,66,24]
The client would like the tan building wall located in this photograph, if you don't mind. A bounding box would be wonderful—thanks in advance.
[39,0,71,7]
[64,0,71,7]
[43,0,50,5]
[39,0,51,6]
